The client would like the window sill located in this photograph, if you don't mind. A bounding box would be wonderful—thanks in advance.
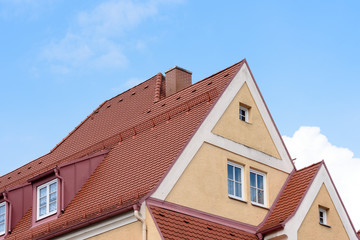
[320,223,331,228]
[228,196,247,204]
[251,202,269,210]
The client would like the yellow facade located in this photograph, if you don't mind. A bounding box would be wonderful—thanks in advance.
[86,221,142,240]
[212,82,281,159]
[298,184,350,240]
[166,142,288,226]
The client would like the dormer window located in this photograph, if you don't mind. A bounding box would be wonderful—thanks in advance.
[239,104,250,122]
[37,179,58,220]
[0,202,5,235]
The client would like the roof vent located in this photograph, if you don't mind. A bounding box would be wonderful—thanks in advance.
[165,66,192,97]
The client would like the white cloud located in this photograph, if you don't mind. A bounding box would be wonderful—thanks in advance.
[283,126,360,230]
[41,0,179,74]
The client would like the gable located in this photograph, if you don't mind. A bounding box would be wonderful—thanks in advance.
[152,60,294,201]
[264,164,358,240]
[298,184,350,240]
[212,82,280,158]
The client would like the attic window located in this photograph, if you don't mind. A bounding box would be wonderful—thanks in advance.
[239,104,250,122]
[0,202,6,235]
[37,179,58,220]
[319,207,330,227]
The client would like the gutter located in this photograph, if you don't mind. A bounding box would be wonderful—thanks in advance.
[54,168,65,213]
[133,204,147,240]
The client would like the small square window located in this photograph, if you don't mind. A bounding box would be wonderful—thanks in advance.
[250,169,266,206]
[37,179,58,220]
[319,207,327,225]
[0,202,5,235]
[239,105,249,122]
[227,162,244,201]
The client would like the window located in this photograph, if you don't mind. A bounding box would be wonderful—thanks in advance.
[250,169,266,206]
[319,207,327,225]
[239,105,249,122]
[37,179,58,220]
[0,202,5,235]
[227,162,244,200]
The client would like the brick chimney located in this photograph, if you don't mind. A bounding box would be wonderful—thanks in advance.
[165,66,192,96]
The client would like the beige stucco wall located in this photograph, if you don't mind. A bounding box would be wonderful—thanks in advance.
[212,82,280,159]
[298,184,350,240]
[145,206,162,240]
[166,142,289,226]
[86,221,142,240]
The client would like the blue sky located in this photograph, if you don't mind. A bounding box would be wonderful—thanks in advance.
[1,0,359,229]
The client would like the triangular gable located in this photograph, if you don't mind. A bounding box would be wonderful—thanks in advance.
[263,163,359,240]
[152,60,294,200]
[212,81,281,158]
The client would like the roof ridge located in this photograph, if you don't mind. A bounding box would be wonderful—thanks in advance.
[50,74,159,154]
[296,160,324,173]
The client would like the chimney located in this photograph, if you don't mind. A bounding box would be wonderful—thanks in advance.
[165,66,192,96]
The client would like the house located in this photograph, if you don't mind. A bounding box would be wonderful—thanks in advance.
[0,59,358,239]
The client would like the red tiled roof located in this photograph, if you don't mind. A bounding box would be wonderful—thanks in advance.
[1,61,245,239]
[258,161,323,233]
[150,205,257,240]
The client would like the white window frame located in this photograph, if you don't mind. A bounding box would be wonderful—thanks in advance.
[250,169,266,207]
[36,179,58,220]
[0,201,6,235]
[239,105,249,122]
[319,207,327,225]
[227,161,244,201]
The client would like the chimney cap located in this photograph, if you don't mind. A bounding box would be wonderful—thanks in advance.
[165,66,192,74]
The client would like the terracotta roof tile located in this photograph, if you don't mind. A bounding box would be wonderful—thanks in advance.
[258,161,323,233]
[1,60,245,239]
[150,206,257,240]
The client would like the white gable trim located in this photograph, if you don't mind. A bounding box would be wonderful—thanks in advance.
[152,62,294,200]
[206,133,286,171]
[264,164,358,240]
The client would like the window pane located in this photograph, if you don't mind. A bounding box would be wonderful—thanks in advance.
[40,196,47,207]
[0,223,4,233]
[250,187,257,202]
[257,175,264,189]
[49,202,57,212]
[228,180,234,195]
[0,214,4,222]
[50,192,57,202]
[50,182,57,193]
[0,205,5,214]
[228,165,233,179]
[258,190,264,204]
[235,182,241,198]
[235,167,241,181]
[319,212,323,218]
[39,206,46,216]
[250,172,256,187]
[40,187,47,197]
